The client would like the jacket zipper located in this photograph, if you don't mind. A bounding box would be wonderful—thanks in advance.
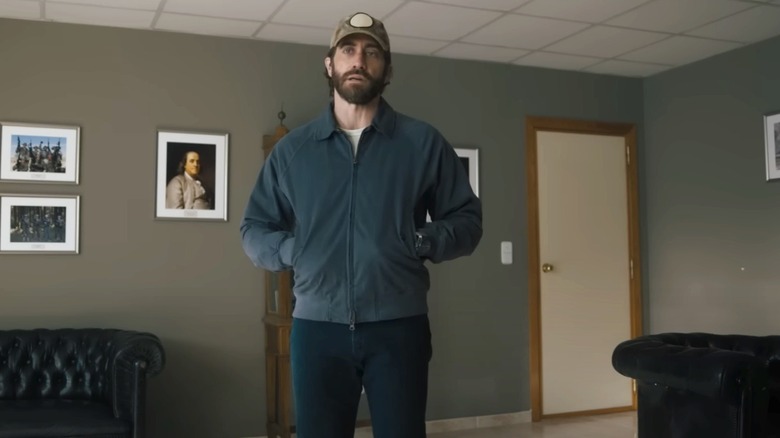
[347,131,361,331]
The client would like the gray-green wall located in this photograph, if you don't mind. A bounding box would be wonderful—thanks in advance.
[643,35,780,335]
[0,18,643,437]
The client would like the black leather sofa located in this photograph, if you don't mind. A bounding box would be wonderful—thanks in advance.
[613,332,780,438]
[0,328,165,438]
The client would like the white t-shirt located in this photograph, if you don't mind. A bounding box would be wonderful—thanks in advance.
[340,127,365,157]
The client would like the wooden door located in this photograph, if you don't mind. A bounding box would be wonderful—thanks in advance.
[526,117,642,420]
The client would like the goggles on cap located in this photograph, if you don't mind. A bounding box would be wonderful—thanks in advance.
[349,12,374,28]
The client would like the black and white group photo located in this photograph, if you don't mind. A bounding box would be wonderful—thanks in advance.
[9,205,67,243]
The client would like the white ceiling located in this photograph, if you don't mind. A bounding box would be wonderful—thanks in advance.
[2,0,780,77]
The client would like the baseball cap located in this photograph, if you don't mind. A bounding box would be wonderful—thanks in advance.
[330,12,390,53]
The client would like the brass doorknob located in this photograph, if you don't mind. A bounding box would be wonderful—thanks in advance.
[542,263,554,273]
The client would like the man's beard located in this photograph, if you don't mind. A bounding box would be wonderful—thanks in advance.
[332,68,385,105]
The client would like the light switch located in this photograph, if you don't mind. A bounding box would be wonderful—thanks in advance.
[501,241,512,265]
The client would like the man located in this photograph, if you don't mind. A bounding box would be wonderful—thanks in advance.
[13,140,30,172]
[166,150,211,209]
[241,11,482,438]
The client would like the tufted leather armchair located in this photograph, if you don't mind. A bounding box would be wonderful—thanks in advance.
[613,333,780,438]
[0,328,165,438]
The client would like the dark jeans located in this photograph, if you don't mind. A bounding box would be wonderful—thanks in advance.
[290,314,432,438]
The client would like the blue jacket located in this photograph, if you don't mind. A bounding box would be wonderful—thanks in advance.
[241,98,482,325]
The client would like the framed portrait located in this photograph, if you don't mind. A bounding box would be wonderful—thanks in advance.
[765,111,780,181]
[155,130,228,221]
[454,147,480,197]
[0,122,80,184]
[0,194,80,254]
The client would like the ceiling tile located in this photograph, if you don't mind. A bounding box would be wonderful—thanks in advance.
[423,0,532,11]
[48,0,161,10]
[388,35,450,55]
[606,0,754,33]
[155,13,261,38]
[271,0,404,28]
[462,14,590,49]
[545,25,669,58]
[687,5,780,43]
[255,23,332,46]
[512,51,602,70]
[0,0,776,79]
[383,2,501,40]
[0,0,40,20]
[164,0,284,21]
[46,2,154,28]
[435,42,529,62]
[514,0,650,23]
[583,59,671,77]
[619,35,743,65]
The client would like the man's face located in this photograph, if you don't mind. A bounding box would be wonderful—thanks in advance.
[326,34,389,105]
[184,152,200,177]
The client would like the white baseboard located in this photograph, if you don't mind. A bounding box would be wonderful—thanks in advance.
[242,410,532,438]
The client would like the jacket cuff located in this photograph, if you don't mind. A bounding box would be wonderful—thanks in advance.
[415,229,435,258]
[279,236,295,267]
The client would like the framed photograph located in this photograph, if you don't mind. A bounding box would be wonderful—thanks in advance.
[765,111,780,181]
[0,122,80,184]
[455,147,480,197]
[0,194,80,254]
[155,130,228,220]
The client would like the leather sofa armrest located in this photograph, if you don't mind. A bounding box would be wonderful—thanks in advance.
[613,337,769,400]
[108,332,165,425]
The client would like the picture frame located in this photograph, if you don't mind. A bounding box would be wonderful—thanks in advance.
[0,122,80,184]
[455,147,480,197]
[0,194,80,254]
[765,111,780,181]
[155,130,228,221]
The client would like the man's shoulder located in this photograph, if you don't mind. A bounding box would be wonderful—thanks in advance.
[392,108,439,136]
[166,174,186,186]
[282,120,319,143]
[389,110,448,150]
[384,105,453,157]
[272,109,331,159]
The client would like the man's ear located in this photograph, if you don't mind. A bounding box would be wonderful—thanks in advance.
[385,64,394,85]
[324,57,333,78]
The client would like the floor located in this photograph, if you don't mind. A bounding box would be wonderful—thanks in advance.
[431,412,636,438]
[353,411,637,438]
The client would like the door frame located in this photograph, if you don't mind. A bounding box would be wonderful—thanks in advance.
[526,116,643,421]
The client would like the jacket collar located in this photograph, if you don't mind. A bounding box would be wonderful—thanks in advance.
[314,97,396,140]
